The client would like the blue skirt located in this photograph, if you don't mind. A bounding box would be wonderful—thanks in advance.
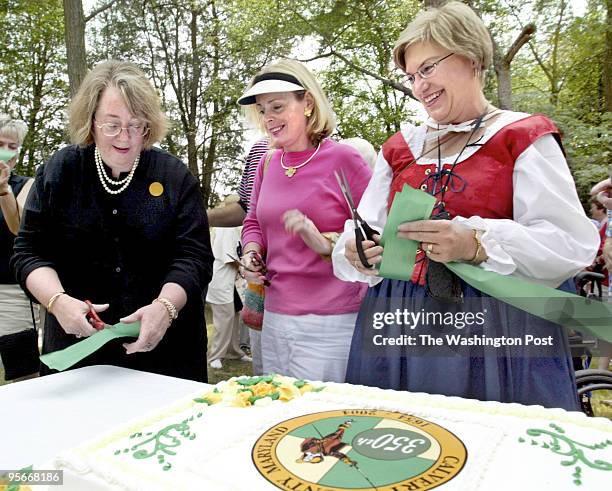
[345,278,580,411]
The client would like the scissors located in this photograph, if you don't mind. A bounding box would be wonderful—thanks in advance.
[334,169,379,268]
[227,253,271,286]
[85,300,106,330]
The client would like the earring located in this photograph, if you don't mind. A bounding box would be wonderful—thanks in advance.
[304,108,312,118]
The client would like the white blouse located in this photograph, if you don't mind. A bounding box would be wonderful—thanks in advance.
[332,111,599,288]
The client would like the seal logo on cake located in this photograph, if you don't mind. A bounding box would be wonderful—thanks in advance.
[252,409,467,490]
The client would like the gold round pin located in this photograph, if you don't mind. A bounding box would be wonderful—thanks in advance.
[149,182,164,197]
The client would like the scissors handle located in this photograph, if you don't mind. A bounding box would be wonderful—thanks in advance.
[355,227,374,269]
[352,209,378,241]
[360,221,378,241]
[230,252,271,287]
[85,300,105,330]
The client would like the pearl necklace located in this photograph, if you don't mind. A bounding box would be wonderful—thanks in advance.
[94,146,139,195]
[280,142,321,178]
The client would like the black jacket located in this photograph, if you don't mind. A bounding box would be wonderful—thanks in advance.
[11,144,213,381]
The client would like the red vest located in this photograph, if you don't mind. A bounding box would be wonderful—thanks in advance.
[382,114,562,285]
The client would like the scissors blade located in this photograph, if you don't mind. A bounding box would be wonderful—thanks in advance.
[334,170,354,212]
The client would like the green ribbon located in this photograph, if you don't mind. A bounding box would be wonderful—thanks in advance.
[40,322,141,371]
[378,185,612,343]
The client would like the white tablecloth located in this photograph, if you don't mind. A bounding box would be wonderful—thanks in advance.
[0,365,209,469]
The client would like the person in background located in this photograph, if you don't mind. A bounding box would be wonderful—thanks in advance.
[591,175,612,370]
[207,139,268,228]
[11,60,213,381]
[589,198,607,229]
[0,115,39,382]
[239,59,372,382]
[207,195,252,369]
[333,1,598,410]
[339,137,377,170]
[206,140,269,375]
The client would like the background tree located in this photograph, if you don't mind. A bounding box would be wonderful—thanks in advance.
[3,0,608,207]
[62,0,118,95]
[281,0,418,144]
[88,0,296,205]
[504,0,610,201]
[0,0,68,176]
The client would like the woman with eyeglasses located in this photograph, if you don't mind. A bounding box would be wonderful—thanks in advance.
[0,115,40,382]
[333,2,598,409]
[11,60,213,381]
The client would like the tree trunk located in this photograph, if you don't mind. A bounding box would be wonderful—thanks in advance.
[492,24,536,110]
[201,127,216,207]
[200,1,220,206]
[187,8,201,181]
[63,0,87,95]
[495,63,513,110]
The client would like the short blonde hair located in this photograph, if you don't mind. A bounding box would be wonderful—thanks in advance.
[393,1,492,83]
[0,114,27,146]
[68,60,168,148]
[243,59,336,146]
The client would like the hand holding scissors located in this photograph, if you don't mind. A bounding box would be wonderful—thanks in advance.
[85,300,106,330]
[335,169,380,268]
[229,252,271,286]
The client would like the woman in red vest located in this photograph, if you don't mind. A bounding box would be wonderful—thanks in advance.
[333,1,599,410]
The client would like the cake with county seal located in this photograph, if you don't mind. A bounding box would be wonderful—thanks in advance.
[46,374,612,490]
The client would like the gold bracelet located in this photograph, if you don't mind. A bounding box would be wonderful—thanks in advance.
[469,230,487,264]
[154,297,178,322]
[319,232,341,261]
[47,291,65,313]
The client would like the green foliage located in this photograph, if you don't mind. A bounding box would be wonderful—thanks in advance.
[87,0,297,205]
[0,0,68,176]
[556,111,612,204]
[277,0,419,147]
[507,0,610,204]
[1,0,607,208]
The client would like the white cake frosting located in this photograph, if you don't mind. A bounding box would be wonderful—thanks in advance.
[48,375,612,491]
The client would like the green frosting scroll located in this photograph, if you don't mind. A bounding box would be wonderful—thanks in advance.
[40,322,141,371]
[378,185,612,343]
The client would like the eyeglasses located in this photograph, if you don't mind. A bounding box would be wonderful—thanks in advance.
[405,53,454,88]
[94,120,149,138]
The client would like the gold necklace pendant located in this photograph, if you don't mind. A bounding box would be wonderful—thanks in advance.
[279,141,322,179]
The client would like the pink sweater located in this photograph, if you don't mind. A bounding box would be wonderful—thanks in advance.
[242,139,371,315]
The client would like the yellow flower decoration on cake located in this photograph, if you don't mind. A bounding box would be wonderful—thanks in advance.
[252,383,275,398]
[278,385,299,401]
[193,375,323,407]
[298,384,313,395]
[198,391,222,405]
[233,391,253,407]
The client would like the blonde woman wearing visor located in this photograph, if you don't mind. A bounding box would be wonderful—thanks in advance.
[332,2,598,410]
[238,59,372,383]
[11,60,213,381]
